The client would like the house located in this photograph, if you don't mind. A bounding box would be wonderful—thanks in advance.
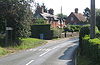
[67,8,86,25]
[33,4,66,28]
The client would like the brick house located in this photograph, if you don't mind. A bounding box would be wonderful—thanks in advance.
[67,8,86,25]
[34,4,66,28]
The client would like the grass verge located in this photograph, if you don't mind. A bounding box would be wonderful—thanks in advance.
[0,38,47,56]
[14,38,47,50]
[0,47,8,56]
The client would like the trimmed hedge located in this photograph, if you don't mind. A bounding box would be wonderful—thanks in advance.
[79,25,100,65]
[64,25,82,32]
[31,24,53,40]
[80,35,100,65]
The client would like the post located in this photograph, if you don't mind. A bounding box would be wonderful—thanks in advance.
[5,21,7,46]
[90,0,96,39]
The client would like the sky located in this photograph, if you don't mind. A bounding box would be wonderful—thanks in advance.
[34,0,100,15]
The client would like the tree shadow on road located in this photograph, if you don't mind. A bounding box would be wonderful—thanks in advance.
[59,44,78,65]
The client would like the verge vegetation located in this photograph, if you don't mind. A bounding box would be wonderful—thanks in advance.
[0,38,47,56]
[77,25,100,65]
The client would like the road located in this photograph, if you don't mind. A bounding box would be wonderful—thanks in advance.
[0,37,79,65]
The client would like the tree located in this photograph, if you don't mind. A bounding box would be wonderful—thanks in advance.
[0,0,34,46]
[34,18,46,24]
[57,14,67,19]
[83,7,90,22]
[96,9,100,30]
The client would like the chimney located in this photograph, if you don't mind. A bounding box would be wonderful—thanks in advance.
[75,8,78,13]
[41,3,45,13]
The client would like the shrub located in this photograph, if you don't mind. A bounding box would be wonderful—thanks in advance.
[64,25,82,32]
[52,28,63,38]
[0,47,8,56]
[80,35,100,64]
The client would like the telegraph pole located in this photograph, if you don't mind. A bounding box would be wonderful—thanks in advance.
[90,0,96,39]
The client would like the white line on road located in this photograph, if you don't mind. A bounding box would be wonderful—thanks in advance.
[39,50,50,57]
[26,60,34,65]
[39,51,49,57]
[52,46,60,49]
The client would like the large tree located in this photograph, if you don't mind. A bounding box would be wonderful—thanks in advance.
[0,0,34,46]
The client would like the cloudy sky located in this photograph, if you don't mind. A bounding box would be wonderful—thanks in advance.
[34,0,100,15]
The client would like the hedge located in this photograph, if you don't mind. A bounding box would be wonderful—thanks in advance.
[80,35,100,64]
[31,24,53,40]
[64,25,82,32]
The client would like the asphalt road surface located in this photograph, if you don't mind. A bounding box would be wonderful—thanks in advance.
[0,37,79,65]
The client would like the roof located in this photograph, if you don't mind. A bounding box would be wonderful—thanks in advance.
[40,13,58,20]
[73,12,86,22]
[68,12,86,22]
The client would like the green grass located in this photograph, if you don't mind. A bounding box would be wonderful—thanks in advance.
[13,38,47,50]
[0,47,8,56]
[0,38,47,56]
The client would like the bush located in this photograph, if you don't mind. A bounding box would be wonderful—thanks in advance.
[64,25,82,32]
[95,30,100,38]
[0,47,8,56]
[52,28,63,38]
[79,35,100,65]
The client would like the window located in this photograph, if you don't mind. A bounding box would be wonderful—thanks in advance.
[71,17,74,21]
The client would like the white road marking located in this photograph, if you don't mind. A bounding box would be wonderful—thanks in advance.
[26,60,34,65]
[39,50,50,57]
[52,46,60,49]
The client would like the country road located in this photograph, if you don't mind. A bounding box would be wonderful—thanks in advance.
[0,37,79,65]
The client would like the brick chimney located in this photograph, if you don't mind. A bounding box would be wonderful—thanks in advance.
[75,8,78,13]
[41,3,45,13]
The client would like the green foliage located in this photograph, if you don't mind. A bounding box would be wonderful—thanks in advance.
[95,31,100,38]
[0,0,33,46]
[64,25,82,32]
[79,35,100,65]
[0,38,47,56]
[34,18,46,24]
[79,25,90,38]
[52,28,63,38]
[56,14,67,19]
[0,47,8,56]
[96,9,100,30]
[14,38,47,49]
[77,55,93,65]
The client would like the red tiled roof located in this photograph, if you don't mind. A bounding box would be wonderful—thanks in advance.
[72,12,86,22]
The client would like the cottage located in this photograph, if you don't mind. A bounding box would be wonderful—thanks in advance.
[67,8,86,25]
[33,4,66,28]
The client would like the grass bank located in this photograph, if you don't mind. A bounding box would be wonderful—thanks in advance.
[0,38,47,56]
[0,47,8,56]
[14,38,47,50]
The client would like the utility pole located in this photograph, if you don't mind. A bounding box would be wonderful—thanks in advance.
[60,6,62,28]
[90,0,96,39]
